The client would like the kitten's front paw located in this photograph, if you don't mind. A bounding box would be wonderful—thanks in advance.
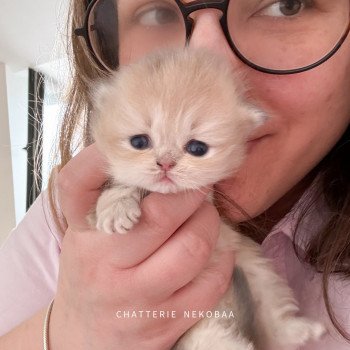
[275,317,325,346]
[95,189,141,234]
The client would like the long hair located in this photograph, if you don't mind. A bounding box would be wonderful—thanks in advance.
[301,126,350,341]
[48,0,350,341]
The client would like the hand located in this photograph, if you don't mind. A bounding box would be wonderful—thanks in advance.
[51,144,235,350]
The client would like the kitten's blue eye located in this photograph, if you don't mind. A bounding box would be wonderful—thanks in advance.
[130,134,151,150]
[186,140,209,157]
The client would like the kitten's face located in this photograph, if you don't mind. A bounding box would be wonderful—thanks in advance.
[91,49,264,193]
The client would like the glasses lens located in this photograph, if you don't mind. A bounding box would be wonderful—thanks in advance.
[88,0,350,72]
[227,0,350,71]
[88,0,186,70]
[88,0,119,70]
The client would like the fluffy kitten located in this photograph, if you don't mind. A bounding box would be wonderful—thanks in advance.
[89,48,325,349]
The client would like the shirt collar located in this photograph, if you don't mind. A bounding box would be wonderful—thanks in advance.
[263,179,330,251]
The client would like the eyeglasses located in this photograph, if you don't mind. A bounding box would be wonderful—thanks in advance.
[75,0,350,75]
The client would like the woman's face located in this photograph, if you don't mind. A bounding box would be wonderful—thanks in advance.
[118,3,350,221]
[187,8,350,221]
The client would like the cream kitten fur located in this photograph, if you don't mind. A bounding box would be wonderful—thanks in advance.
[89,49,325,349]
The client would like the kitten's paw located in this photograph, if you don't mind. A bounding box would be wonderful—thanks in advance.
[275,317,325,346]
[96,196,141,234]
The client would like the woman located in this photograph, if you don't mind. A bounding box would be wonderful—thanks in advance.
[0,0,350,349]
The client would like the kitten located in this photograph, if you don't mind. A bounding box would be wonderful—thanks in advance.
[89,48,325,349]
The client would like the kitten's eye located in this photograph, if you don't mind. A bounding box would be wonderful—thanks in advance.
[186,140,209,157]
[130,134,151,150]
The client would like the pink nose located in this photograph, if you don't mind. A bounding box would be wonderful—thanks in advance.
[156,161,176,171]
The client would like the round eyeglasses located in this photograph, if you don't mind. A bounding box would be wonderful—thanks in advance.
[75,0,350,75]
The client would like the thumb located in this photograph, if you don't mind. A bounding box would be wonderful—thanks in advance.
[57,144,109,231]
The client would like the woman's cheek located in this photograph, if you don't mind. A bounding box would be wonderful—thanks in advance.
[218,48,350,220]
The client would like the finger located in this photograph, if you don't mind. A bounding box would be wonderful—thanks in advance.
[57,144,109,230]
[99,189,210,268]
[133,201,221,299]
[163,249,235,335]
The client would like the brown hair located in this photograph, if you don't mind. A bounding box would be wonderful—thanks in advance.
[48,0,350,341]
[302,126,350,341]
[47,0,107,231]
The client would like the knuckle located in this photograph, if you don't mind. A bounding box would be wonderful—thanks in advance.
[213,270,231,294]
[181,229,213,262]
[141,199,172,236]
[194,203,221,247]
[209,254,235,295]
[201,201,220,228]
[57,167,74,194]
[203,267,231,297]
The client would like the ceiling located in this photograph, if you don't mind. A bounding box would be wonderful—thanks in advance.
[0,0,69,73]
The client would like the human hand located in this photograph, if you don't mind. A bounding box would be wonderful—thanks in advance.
[50,144,235,350]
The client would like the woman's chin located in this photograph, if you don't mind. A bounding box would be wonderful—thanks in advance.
[213,179,258,222]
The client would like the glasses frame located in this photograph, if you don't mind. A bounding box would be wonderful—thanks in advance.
[75,0,350,75]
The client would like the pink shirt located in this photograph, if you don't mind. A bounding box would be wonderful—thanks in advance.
[1,189,350,349]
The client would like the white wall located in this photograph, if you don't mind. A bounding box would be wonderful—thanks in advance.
[0,0,69,245]
[6,66,28,224]
[0,0,69,67]
[0,63,16,244]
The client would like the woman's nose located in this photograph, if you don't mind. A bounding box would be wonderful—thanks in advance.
[188,9,241,68]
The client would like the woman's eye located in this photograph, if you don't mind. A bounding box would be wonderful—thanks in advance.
[186,140,209,157]
[130,135,151,150]
[136,5,180,26]
[259,0,306,17]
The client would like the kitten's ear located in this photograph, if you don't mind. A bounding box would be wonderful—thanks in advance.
[89,73,118,115]
[89,78,107,115]
[248,106,269,128]
[88,74,120,144]
[239,106,269,140]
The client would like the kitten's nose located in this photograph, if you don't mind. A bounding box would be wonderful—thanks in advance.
[156,160,176,171]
